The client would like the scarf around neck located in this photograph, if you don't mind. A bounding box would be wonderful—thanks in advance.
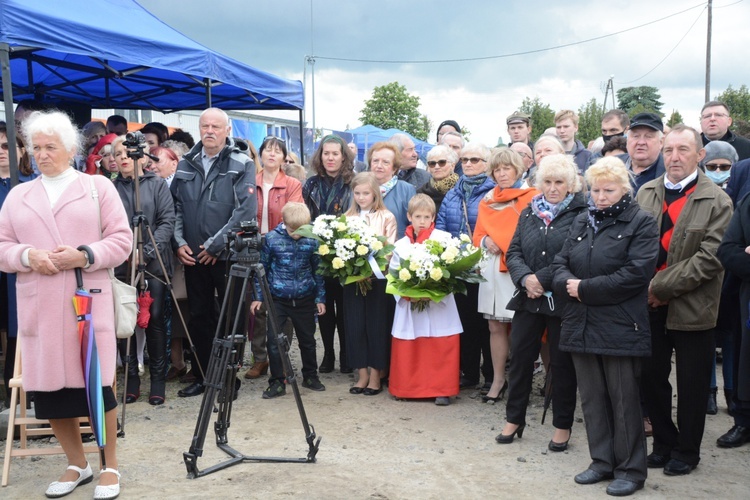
[430,173,459,194]
[531,192,575,226]
[380,175,398,198]
[462,173,488,200]
[405,223,435,244]
[587,192,632,233]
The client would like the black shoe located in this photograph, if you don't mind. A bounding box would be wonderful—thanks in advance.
[319,353,334,373]
[178,382,204,398]
[574,468,613,485]
[495,424,525,444]
[363,387,382,396]
[663,458,696,476]
[606,479,643,496]
[302,377,326,391]
[349,386,365,395]
[340,365,353,374]
[707,387,718,415]
[646,452,670,468]
[548,428,572,452]
[262,380,286,399]
[717,425,750,448]
[125,391,140,404]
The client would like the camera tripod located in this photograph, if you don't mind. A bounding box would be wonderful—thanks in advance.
[183,241,321,479]
[119,132,203,435]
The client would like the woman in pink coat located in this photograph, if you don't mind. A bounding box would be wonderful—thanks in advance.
[0,111,132,500]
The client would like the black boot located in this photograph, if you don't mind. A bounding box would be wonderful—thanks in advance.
[707,387,718,415]
[125,352,141,404]
[146,278,168,405]
[724,388,734,414]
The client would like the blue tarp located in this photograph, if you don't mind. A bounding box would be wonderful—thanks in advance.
[0,0,304,111]
[346,125,434,160]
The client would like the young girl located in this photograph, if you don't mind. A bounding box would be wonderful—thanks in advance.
[343,172,397,395]
[389,194,463,405]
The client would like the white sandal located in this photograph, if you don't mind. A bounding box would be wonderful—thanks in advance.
[45,462,93,498]
[93,468,121,500]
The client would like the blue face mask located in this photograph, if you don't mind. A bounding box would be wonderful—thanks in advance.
[706,168,731,185]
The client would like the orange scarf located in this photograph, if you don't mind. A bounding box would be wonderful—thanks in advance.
[473,186,538,271]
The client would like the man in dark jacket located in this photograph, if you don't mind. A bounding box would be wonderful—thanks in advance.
[636,125,733,475]
[621,113,666,194]
[391,133,431,189]
[171,107,257,397]
[700,100,750,161]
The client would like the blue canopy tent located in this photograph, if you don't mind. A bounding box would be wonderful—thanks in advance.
[0,0,305,184]
[346,125,434,161]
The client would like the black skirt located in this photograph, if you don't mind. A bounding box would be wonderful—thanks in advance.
[32,387,117,420]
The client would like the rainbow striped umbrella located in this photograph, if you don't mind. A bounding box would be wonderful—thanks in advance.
[73,268,107,468]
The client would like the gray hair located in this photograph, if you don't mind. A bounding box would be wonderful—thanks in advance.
[533,134,565,155]
[199,107,230,126]
[439,130,465,148]
[389,133,412,153]
[460,142,491,161]
[23,110,81,154]
[162,139,189,159]
[426,144,459,165]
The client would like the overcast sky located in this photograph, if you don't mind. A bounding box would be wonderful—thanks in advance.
[138,0,750,145]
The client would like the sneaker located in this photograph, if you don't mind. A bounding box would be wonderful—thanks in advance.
[435,397,451,406]
[262,380,286,399]
[302,377,326,391]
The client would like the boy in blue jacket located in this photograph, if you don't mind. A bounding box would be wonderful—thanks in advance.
[251,202,326,398]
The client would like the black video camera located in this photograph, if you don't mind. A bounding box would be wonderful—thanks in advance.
[226,220,262,263]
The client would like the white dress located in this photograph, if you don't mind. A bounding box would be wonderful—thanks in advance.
[477,252,515,321]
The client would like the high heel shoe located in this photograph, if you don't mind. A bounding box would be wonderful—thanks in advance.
[495,424,525,444]
[548,428,572,452]
[482,381,508,403]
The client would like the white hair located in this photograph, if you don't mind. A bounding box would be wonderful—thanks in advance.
[23,110,81,154]
[426,144,459,164]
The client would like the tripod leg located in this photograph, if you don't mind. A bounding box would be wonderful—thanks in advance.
[255,265,320,461]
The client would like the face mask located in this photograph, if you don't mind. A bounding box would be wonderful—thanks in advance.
[705,168,731,185]
[602,132,624,143]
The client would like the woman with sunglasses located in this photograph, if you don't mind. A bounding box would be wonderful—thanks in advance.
[244,136,303,380]
[303,135,355,374]
[436,142,496,391]
[701,141,739,416]
[417,145,459,212]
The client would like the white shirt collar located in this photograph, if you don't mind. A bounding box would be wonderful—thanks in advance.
[664,169,698,191]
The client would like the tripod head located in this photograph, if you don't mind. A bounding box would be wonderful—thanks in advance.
[225,220,262,264]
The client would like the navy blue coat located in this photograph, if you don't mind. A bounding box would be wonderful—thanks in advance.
[383,180,416,239]
[435,176,495,237]
[255,223,325,304]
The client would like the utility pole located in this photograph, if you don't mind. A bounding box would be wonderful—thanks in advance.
[602,75,616,113]
[705,0,713,102]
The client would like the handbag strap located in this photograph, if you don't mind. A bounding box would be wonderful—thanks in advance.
[462,198,473,241]
[87,176,118,282]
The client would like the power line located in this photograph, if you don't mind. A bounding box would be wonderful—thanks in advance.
[618,5,708,84]
[314,2,707,64]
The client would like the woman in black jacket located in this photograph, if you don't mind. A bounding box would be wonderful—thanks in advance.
[496,154,585,450]
[552,157,659,497]
[113,136,176,405]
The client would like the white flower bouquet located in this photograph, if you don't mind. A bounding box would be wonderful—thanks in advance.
[295,214,394,295]
[386,233,485,311]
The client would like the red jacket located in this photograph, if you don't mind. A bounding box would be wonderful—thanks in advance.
[256,169,303,233]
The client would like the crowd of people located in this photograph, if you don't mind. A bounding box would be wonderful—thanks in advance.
[1,98,750,498]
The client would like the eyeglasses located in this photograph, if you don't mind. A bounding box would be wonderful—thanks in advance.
[460,157,485,164]
[284,159,294,164]
[263,135,284,143]
[705,163,732,172]
[701,112,729,120]
[427,159,450,168]
[0,143,9,151]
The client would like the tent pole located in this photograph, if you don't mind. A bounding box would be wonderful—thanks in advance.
[298,109,305,166]
[1,43,20,187]
[206,78,212,108]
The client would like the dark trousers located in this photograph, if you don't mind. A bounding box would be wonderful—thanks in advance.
[343,280,391,370]
[642,307,714,465]
[319,277,347,366]
[455,283,492,385]
[184,261,244,383]
[506,311,576,429]
[732,288,750,427]
[573,353,647,483]
[125,278,169,396]
[266,294,318,383]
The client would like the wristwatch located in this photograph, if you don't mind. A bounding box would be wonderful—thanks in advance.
[77,245,94,269]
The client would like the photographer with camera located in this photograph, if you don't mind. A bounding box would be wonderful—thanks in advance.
[171,108,257,398]
[250,202,327,399]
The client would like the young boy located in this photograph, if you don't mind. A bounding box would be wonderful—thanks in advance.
[251,202,326,398]
[389,194,463,405]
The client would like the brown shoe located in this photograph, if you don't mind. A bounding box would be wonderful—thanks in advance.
[166,365,188,381]
[244,361,269,379]
[643,417,653,437]
[179,370,197,384]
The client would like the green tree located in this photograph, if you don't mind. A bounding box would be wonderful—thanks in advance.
[666,110,684,127]
[518,96,555,142]
[616,86,664,117]
[360,82,431,141]
[577,98,604,145]
[716,84,750,136]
